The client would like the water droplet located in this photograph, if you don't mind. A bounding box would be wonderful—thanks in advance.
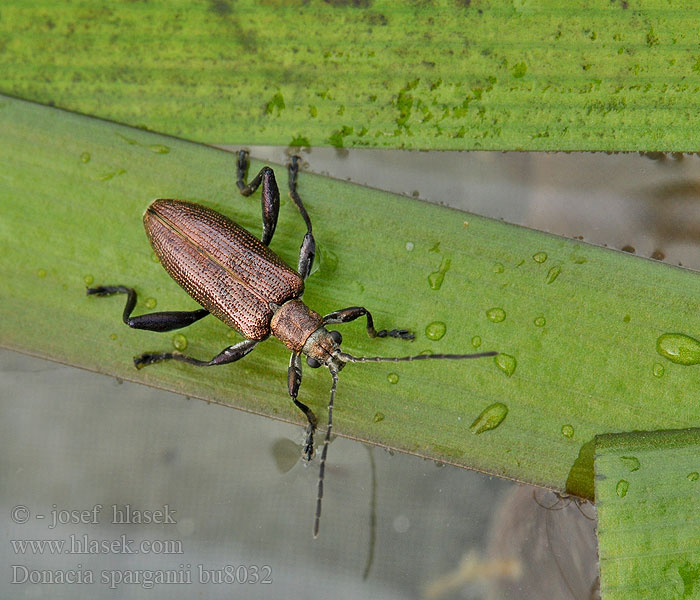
[172,334,187,351]
[486,307,506,323]
[533,251,547,263]
[534,316,546,327]
[387,373,399,384]
[616,479,629,498]
[623,314,631,323]
[109,333,118,341]
[656,333,700,365]
[494,353,517,376]
[469,402,508,434]
[419,349,434,355]
[561,424,574,438]
[83,274,94,286]
[653,363,665,377]
[80,151,91,163]
[493,262,505,273]
[428,256,451,290]
[36,268,47,278]
[471,335,482,348]
[151,252,160,263]
[688,472,699,482]
[405,241,414,251]
[620,456,640,472]
[148,144,170,154]
[145,297,157,309]
[373,412,385,423]
[425,321,447,341]
[546,265,562,284]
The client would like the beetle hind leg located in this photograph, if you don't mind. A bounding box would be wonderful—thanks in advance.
[288,156,316,282]
[134,339,259,369]
[236,150,280,247]
[323,306,415,340]
[87,286,209,332]
[288,353,317,461]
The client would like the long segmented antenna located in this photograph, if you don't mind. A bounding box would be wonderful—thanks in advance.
[314,368,338,538]
[335,350,498,363]
[311,349,496,535]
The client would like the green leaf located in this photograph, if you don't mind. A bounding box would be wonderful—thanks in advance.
[2,1,700,150]
[3,95,700,501]
[596,430,700,599]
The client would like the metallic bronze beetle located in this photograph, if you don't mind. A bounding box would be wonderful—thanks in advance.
[88,151,496,536]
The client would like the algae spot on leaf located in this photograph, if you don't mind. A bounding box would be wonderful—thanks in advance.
[265,91,285,116]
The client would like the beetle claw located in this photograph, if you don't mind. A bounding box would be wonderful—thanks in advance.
[393,329,415,340]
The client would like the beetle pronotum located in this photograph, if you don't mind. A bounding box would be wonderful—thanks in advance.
[88,151,497,536]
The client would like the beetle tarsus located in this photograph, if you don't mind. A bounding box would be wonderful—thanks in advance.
[134,352,174,369]
[303,424,315,462]
[374,328,415,340]
[86,285,131,297]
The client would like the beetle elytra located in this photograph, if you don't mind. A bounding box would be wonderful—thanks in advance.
[87,151,497,536]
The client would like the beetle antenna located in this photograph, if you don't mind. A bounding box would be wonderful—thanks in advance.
[314,367,338,538]
[334,350,498,364]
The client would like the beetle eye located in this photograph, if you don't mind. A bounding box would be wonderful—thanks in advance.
[329,330,342,345]
[306,356,322,369]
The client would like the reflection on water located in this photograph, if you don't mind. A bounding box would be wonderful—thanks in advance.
[4,149,699,598]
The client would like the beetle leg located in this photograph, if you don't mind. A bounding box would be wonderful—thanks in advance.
[236,150,280,247]
[133,338,259,369]
[288,353,318,461]
[323,307,415,340]
[288,156,316,281]
[87,286,209,332]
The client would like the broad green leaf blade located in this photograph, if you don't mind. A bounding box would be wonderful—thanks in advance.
[4,95,700,499]
[596,430,700,599]
[2,1,700,151]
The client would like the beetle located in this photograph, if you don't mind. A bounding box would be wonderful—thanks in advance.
[87,151,497,536]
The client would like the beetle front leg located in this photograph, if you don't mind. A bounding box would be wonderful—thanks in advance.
[134,338,259,369]
[87,286,209,332]
[288,156,316,281]
[288,353,318,461]
[323,307,414,340]
[236,150,280,247]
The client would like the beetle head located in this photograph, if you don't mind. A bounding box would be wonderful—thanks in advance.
[302,328,345,373]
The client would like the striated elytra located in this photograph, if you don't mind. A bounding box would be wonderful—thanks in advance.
[87,151,497,536]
